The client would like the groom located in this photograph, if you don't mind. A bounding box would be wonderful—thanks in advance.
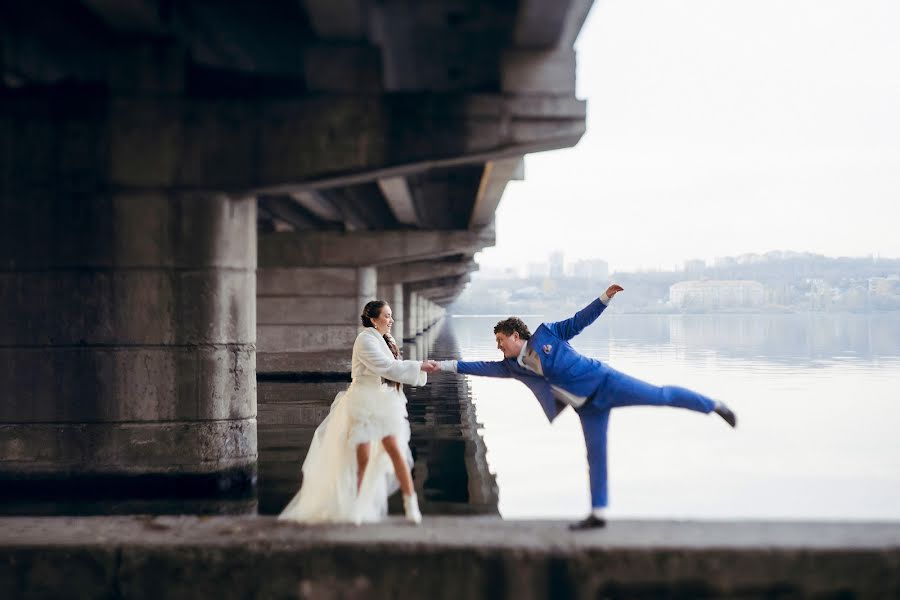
[425,284,737,530]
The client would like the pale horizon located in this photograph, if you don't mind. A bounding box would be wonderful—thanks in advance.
[475,247,899,279]
[476,0,900,273]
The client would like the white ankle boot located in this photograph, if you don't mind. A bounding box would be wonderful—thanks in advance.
[403,493,422,524]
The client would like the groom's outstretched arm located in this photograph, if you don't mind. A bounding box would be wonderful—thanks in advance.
[436,359,511,378]
[544,284,623,341]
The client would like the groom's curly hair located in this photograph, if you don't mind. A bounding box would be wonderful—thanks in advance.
[494,317,531,340]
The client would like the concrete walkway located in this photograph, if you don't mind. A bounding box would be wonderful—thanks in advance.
[2,516,899,599]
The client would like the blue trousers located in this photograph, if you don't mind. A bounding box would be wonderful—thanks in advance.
[576,367,717,509]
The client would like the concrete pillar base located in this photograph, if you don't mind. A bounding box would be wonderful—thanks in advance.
[0,466,257,514]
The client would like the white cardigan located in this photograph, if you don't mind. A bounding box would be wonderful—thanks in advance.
[351,327,427,387]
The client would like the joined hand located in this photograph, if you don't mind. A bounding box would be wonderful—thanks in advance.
[420,360,441,373]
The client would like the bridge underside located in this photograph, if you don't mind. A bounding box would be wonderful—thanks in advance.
[1,0,592,505]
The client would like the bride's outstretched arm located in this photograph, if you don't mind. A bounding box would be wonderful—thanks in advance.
[356,334,427,386]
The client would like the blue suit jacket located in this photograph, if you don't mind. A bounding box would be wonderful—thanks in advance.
[456,298,612,422]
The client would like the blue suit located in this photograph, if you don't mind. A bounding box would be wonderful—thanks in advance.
[456,298,717,509]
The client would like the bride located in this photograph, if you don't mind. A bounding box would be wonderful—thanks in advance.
[278,300,435,524]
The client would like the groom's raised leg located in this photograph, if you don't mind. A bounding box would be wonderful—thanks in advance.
[601,369,717,414]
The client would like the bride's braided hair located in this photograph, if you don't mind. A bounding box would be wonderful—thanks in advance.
[361,300,403,389]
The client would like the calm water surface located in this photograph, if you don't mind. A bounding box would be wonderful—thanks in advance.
[449,312,900,521]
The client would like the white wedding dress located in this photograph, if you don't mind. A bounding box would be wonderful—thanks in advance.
[278,327,426,523]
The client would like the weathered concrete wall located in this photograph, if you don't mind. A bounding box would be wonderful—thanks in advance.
[1,516,898,600]
[256,266,375,359]
[0,189,258,489]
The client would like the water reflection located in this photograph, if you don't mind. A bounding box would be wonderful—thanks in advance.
[581,313,900,365]
[403,327,498,515]
[451,312,900,521]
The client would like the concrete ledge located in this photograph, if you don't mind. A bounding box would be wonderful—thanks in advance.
[0,516,898,599]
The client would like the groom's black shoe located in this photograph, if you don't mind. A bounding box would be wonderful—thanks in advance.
[714,403,737,428]
[569,514,606,531]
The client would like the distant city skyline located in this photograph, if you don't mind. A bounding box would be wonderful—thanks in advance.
[476,248,894,279]
[476,0,900,273]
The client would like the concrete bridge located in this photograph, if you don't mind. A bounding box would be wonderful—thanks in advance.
[0,0,592,504]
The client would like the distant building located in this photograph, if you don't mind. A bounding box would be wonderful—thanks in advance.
[736,253,765,265]
[713,256,737,268]
[869,275,900,297]
[683,259,705,277]
[549,251,564,278]
[868,276,900,309]
[804,278,833,310]
[572,258,609,281]
[669,280,765,309]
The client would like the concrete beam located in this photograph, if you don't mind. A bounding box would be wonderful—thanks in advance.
[422,288,467,306]
[512,0,596,49]
[422,283,467,299]
[257,195,328,230]
[378,258,477,285]
[501,49,576,95]
[470,157,524,227]
[406,275,471,295]
[2,90,584,193]
[82,0,167,33]
[513,0,576,48]
[377,177,418,225]
[92,3,381,89]
[302,0,368,41]
[302,44,382,93]
[559,0,597,48]
[430,297,462,308]
[259,229,494,268]
[319,185,394,231]
[257,93,582,190]
[289,191,343,223]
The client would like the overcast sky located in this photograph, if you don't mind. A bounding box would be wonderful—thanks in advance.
[477,0,900,273]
